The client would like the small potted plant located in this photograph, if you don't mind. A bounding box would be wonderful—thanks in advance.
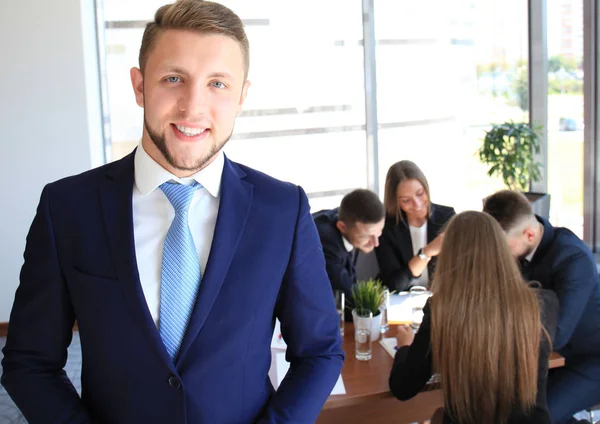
[478,121,550,218]
[350,279,386,341]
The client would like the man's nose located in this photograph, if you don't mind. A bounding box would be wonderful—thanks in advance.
[178,84,209,116]
[372,236,379,247]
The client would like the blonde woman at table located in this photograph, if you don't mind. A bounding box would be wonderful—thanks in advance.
[388,211,559,424]
[375,160,455,292]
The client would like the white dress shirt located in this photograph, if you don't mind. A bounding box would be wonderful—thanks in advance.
[409,222,429,286]
[342,236,353,253]
[132,144,223,326]
[342,235,358,268]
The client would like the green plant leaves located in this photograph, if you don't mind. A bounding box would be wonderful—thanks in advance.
[350,279,386,316]
[477,121,543,192]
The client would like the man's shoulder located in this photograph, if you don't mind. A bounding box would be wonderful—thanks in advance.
[315,216,340,238]
[45,154,131,195]
[232,160,299,198]
[309,209,342,249]
[550,225,594,260]
[536,224,598,284]
[312,208,338,225]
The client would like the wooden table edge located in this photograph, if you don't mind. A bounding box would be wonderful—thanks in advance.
[324,390,394,409]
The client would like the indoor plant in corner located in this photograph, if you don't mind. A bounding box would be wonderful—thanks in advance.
[478,121,550,218]
[350,279,386,341]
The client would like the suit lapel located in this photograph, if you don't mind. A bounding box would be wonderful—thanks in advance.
[98,151,174,370]
[176,157,253,364]
[426,205,445,277]
[396,218,414,266]
[427,205,445,242]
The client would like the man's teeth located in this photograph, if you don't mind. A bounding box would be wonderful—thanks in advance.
[175,124,205,136]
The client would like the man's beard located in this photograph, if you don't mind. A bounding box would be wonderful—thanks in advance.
[144,115,232,173]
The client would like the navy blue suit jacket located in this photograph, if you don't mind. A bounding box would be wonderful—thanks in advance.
[375,204,455,292]
[312,208,356,299]
[526,216,600,372]
[1,152,344,424]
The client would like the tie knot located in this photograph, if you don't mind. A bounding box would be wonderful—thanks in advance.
[160,181,201,212]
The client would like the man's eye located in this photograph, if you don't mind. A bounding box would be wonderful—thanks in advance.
[211,81,226,89]
[167,76,181,83]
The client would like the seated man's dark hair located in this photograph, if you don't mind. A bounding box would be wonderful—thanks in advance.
[338,189,385,226]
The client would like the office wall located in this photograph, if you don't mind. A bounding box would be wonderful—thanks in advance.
[0,0,103,321]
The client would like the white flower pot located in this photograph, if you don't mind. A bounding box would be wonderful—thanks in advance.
[352,309,382,342]
[371,313,381,341]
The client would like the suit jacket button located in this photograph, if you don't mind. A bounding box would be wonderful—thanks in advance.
[168,376,181,389]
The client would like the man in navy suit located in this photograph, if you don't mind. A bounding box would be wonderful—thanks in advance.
[313,189,385,305]
[484,190,600,424]
[1,1,344,423]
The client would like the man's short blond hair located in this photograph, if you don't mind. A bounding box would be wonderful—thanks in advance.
[139,0,249,79]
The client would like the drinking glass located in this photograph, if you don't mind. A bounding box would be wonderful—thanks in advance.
[334,290,345,336]
[409,286,429,331]
[379,288,390,333]
[352,309,373,361]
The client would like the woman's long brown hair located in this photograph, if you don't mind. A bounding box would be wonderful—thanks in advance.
[430,211,541,424]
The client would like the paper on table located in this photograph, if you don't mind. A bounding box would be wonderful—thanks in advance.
[388,292,432,325]
[268,350,289,388]
[268,319,345,394]
[387,304,412,325]
[268,350,346,395]
[380,337,398,358]
[330,373,346,395]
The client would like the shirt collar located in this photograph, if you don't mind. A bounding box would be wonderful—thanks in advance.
[134,143,224,198]
[341,236,354,253]
[526,243,538,262]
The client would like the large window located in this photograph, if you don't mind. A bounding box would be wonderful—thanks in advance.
[374,0,528,212]
[98,0,594,243]
[547,0,584,237]
[101,0,368,212]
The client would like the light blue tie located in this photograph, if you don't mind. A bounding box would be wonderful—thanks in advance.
[159,181,201,361]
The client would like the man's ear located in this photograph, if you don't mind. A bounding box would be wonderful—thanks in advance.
[130,67,144,108]
[236,80,251,115]
[336,221,347,234]
[524,227,537,243]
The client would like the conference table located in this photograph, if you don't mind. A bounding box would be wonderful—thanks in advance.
[316,296,565,424]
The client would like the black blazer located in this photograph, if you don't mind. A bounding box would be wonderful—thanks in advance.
[389,289,559,424]
[313,208,357,300]
[375,203,455,292]
[525,216,600,374]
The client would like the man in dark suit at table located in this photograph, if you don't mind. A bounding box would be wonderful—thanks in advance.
[484,190,600,424]
[1,1,344,423]
[313,189,385,309]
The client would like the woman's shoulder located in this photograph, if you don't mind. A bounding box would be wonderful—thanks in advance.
[431,203,456,215]
[383,214,406,231]
[531,287,559,312]
[430,203,456,224]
